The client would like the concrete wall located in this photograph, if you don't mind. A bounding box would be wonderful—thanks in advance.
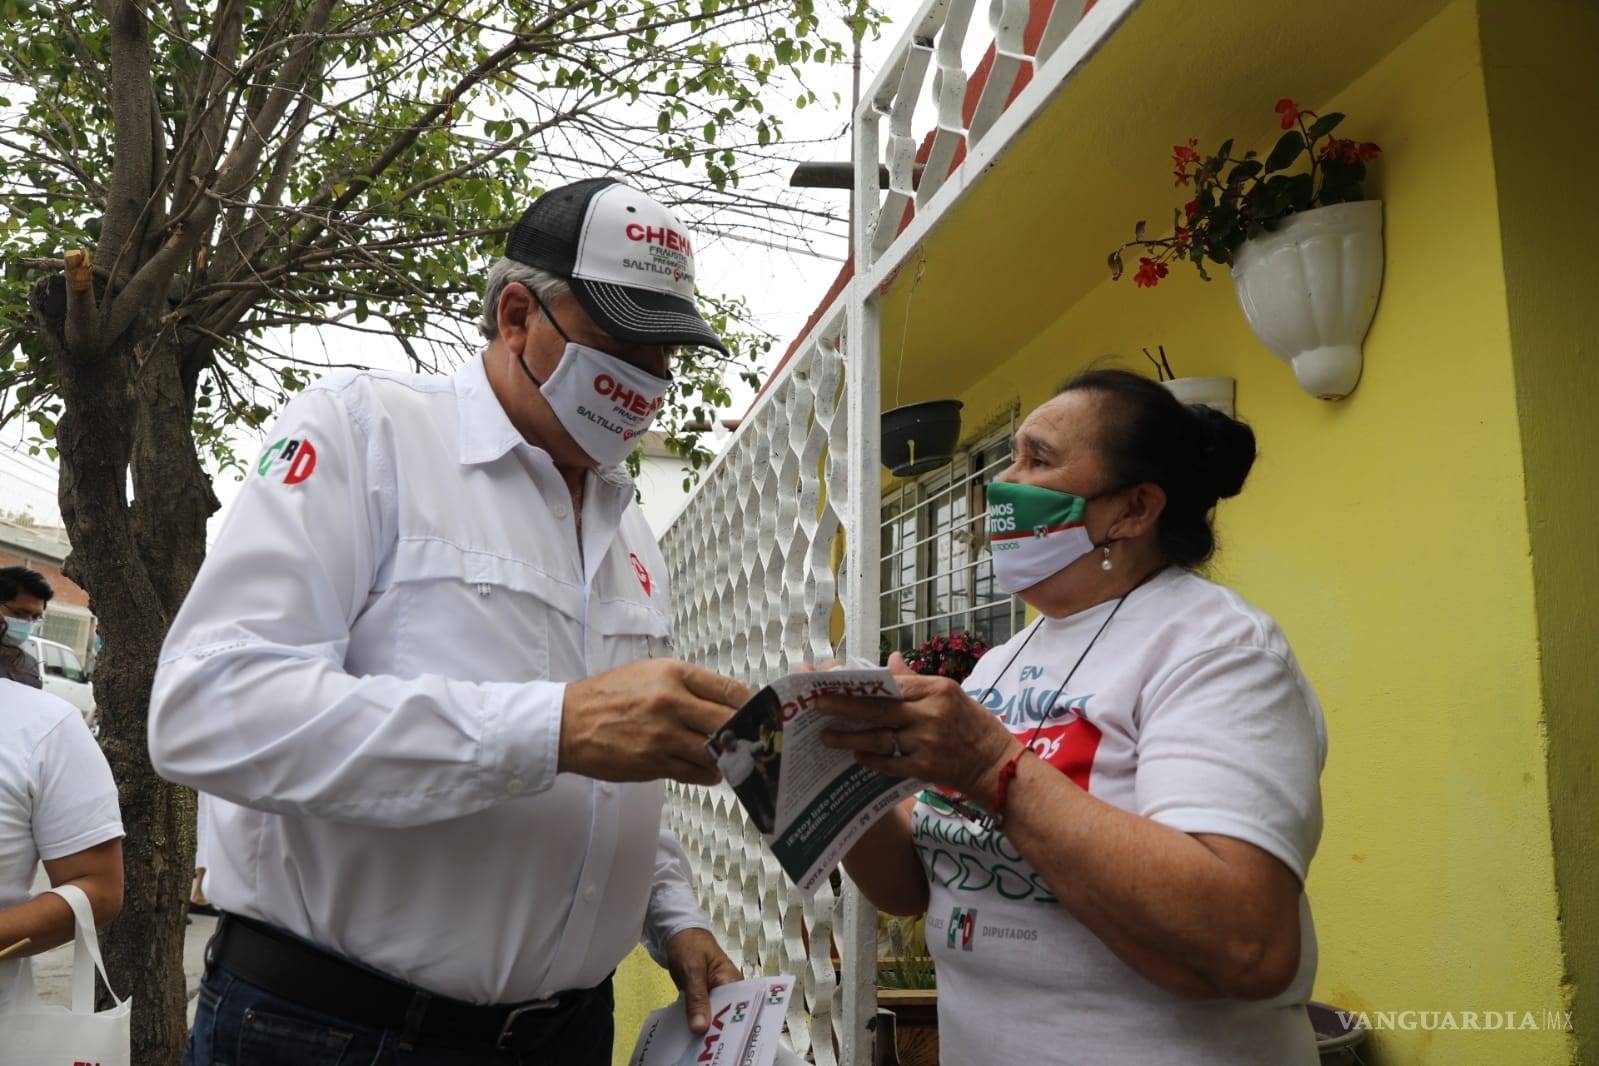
[1479,2,1599,1060]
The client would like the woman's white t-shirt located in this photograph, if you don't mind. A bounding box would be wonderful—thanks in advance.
[913,568,1327,1065]
[0,680,124,1011]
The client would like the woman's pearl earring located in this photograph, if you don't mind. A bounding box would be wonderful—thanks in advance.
[1101,545,1113,572]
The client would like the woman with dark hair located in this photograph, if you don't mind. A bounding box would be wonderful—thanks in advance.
[817,370,1325,1064]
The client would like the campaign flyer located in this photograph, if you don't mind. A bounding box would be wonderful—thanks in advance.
[627,976,794,1066]
[707,667,916,895]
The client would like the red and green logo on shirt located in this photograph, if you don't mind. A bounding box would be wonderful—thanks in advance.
[949,907,977,950]
[257,437,317,484]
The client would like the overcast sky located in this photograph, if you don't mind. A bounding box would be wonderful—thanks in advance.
[1,9,907,533]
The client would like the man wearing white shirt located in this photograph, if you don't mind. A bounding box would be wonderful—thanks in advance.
[150,178,749,1064]
[0,679,124,1013]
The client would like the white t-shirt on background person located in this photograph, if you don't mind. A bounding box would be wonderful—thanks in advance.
[0,680,125,1011]
[914,567,1327,1066]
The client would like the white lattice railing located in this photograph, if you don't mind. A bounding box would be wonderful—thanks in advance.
[660,290,879,1066]
[853,0,1143,289]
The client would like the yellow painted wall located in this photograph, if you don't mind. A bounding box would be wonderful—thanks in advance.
[612,946,681,1065]
[1478,3,1599,1061]
[874,2,1577,1061]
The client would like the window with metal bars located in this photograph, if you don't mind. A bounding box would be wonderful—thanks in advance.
[37,609,91,660]
[879,421,1026,659]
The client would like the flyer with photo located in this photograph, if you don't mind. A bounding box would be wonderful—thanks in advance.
[626,976,795,1066]
[706,667,918,895]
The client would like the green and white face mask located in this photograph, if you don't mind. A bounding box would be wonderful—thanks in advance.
[986,480,1103,593]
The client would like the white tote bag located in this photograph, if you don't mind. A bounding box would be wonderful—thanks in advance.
[0,884,131,1066]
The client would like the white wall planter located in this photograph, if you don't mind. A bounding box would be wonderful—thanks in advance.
[1231,200,1384,400]
[1162,376,1235,418]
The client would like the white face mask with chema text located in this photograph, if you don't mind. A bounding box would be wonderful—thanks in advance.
[538,342,670,468]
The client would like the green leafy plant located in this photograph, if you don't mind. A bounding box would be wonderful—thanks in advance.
[1109,99,1381,288]
[878,914,937,990]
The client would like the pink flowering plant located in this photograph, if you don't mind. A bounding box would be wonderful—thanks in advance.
[1108,98,1381,288]
[902,630,990,683]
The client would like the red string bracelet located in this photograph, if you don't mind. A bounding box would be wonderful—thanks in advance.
[991,748,1029,827]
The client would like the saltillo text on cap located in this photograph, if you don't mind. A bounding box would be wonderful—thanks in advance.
[504,177,729,356]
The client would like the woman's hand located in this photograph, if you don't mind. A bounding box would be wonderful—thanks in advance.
[815,652,1021,800]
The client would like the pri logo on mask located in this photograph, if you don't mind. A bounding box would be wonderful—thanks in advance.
[257,437,317,484]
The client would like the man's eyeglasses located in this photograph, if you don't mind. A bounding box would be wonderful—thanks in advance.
[526,287,675,377]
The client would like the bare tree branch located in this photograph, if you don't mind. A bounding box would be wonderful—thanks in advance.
[94,0,158,306]
[62,249,98,355]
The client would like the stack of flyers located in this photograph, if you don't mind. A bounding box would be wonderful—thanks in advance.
[626,976,797,1066]
[707,666,917,895]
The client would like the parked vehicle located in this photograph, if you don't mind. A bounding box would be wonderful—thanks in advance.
[24,635,96,730]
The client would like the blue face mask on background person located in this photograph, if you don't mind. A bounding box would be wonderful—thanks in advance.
[2,617,33,646]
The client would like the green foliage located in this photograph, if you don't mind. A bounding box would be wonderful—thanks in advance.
[0,0,884,476]
[624,287,771,488]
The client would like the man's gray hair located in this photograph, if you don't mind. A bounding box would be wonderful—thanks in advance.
[479,258,573,341]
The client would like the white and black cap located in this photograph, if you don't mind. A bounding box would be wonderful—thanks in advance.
[504,177,728,355]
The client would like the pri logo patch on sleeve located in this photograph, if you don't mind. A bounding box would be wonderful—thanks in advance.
[257,436,318,484]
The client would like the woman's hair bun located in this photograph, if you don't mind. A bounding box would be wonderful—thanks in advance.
[1187,404,1256,501]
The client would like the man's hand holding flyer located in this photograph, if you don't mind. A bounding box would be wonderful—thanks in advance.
[706,666,917,895]
[627,977,796,1066]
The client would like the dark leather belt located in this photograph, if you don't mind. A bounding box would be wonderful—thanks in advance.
[208,912,610,1051]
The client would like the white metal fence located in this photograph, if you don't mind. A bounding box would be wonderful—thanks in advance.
[853,0,1141,290]
[660,292,877,1065]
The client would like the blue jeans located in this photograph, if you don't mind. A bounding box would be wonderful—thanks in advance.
[185,964,614,1066]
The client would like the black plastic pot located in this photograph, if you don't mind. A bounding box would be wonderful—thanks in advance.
[881,400,963,477]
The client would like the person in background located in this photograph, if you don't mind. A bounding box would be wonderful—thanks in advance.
[815,370,1327,1065]
[0,566,53,688]
[0,678,124,1011]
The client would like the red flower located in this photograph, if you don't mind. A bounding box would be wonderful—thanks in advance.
[1133,257,1169,288]
[1184,200,1199,219]
[1320,137,1378,165]
[1171,139,1201,186]
[1175,226,1191,246]
[1275,98,1300,130]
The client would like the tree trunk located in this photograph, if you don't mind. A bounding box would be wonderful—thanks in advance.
[37,274,218,1064]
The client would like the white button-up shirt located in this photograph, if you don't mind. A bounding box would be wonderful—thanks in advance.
[149,355,707,1004]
